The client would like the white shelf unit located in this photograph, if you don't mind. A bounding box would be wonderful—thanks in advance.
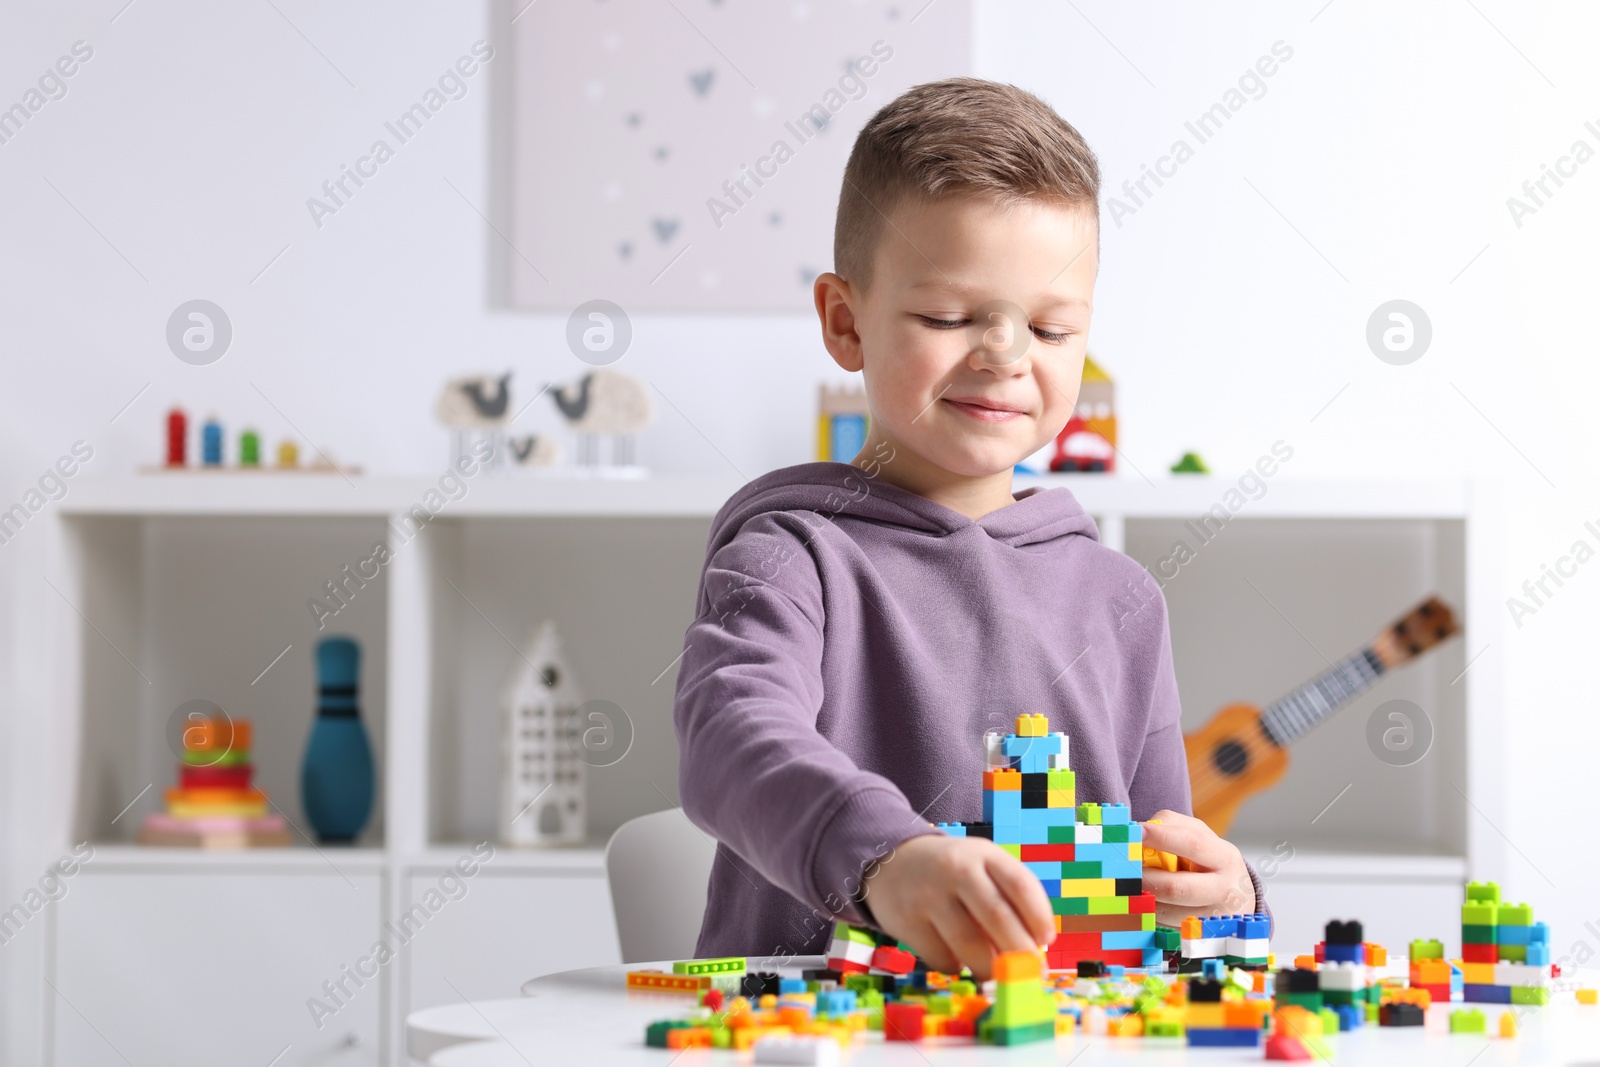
[6,473,1503,1066]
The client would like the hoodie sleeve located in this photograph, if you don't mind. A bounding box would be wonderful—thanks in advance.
[1127,586,1274,933]
[674,515,938,926]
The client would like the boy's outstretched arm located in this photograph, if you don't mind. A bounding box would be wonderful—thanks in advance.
[674,517,1051,976]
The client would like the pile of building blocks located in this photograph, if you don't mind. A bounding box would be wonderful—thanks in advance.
[937,715,1162,973]
[629,717,1597,1056]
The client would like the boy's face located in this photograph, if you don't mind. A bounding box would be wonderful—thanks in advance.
[817,194,1098,481]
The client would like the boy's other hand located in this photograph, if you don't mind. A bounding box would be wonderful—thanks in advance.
[864,834,1055,981]
[1139,810,1257,928]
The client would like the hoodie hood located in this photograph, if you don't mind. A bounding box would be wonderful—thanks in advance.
[705,461,1099,564]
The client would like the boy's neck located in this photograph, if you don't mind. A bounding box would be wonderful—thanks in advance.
[850,436,1018,521]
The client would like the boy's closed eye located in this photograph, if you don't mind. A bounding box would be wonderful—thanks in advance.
[913,314,1073,344]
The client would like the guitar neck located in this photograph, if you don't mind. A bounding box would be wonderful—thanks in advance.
[1259,647,1386,746]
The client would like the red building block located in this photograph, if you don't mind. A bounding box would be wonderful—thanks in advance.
[885,1003,926,1042]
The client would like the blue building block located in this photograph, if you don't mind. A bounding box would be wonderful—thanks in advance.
[1038,879,1060,897]
[1497,924,1531,946]
[1024,861,1061,880]
[984,790,1021,825]
[1530,922,1549,945]
[1324,943,1365,965]
[779,978,807,994]
[937,822,967,837]
[992,824,1025,845]
[1187,1028,1261,1047]
[1240,914,1271,939]
[1527,943,1550,965]
[1003,734,1061,757]
[818,990,857,1015]
[1102,930,1158,950]
[1099,803,1130,825]
[1201,918,1235,939]
[1333,1004,1363,1031]
[1463,984,1512,1004]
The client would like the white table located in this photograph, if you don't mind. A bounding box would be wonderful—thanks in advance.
[406,958,1600,1065]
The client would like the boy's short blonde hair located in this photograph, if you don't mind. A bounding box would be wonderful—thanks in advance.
[834,76,1101,292]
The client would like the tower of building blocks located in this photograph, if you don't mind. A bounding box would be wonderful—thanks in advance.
[976,950,1058,1045]
[1456,881,1554,1005]
[938,715,1162,972]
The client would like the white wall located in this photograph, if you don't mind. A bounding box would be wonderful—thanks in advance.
[3,0,1599,1022]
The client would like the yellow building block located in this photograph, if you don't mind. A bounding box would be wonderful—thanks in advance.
[1577,988,1597,1005]
[1047,789,1075,808]
[1059,878,1115,897]
[1498,1011,1517,1038]
[1460,962,1496,985]
[1015,713,1048,737]
[1186,1003,1226,1028]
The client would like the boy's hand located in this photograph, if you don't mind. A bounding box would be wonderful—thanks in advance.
[1139,810,1257,928]
[865,834,1055,981]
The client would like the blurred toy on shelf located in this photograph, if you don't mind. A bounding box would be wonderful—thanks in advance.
[147,406,358,474]
[1170,451,1209,474]
[817,383,869,463]
[1049,355,1115,472]
[436,371,519,471]
[300,636,376,844]
[500,621,586,846]
[551,368,652,475]
[138,712,289,848]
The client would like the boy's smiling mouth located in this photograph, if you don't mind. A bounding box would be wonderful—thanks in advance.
[944,395,1028,422]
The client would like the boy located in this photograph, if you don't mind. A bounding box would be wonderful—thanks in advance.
[674,77,1263,979]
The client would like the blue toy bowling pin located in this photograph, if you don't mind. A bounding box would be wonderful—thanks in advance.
[301,636,375,843]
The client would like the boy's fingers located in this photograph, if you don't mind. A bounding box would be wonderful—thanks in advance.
[986,853,1057,947]
[907,924,962,976]
[933,899,997,980]
[957,872,1037,956]
[1140,867,1221,907]
[1141,815,1229,869]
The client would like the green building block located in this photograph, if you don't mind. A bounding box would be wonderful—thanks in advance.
[1051,896,1089,916]
[1076,803,1102,825]
[1322,989,1358,1007]
[1465,881,1502,904]
[673,956,745,976]
[645,1020,693,1047]
[833,923,876,946]
[1409,938,1445,962]
[1318,1008,1340,1034]
[1449,1008,1487,1033]
[1103,824,1131,843]
[981,1020,1056,1045]
[1047,825,1075,844]
[1500,944,1527,963]
[1278,992,1323,1012]
[1500,903,1534,926]
[1155,926,1181,951]
[1087,895,1130,915]
[1462,910,1498,933]
[1511,986,1550,1006]
[1047,769,1074,790]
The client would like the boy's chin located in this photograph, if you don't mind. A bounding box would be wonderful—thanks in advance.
[920,443,1030,480]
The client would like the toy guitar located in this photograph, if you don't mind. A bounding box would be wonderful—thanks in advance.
[1185,596,1459,836]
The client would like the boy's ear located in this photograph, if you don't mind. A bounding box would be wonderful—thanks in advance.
[814,271,865,373]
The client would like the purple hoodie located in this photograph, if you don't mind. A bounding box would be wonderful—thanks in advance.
[674,461,1266,960]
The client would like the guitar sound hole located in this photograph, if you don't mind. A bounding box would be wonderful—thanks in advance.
[1212,741,1249,776]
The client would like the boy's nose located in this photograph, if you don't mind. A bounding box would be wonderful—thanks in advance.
[968,300,1032,367]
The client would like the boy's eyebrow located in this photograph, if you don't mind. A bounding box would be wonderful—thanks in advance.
[907,279,1090,308]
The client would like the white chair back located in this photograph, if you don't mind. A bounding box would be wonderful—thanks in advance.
[604,808,719,963]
